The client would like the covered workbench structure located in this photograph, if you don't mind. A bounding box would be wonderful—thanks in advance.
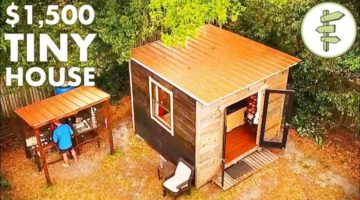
[15,86,114,186]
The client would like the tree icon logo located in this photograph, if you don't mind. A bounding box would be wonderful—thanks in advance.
[301,2,357,58]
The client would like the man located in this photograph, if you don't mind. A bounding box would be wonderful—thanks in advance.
[53,119,78,167]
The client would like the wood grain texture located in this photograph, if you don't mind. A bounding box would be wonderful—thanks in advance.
[15,87,110,129]
[195,70,289,188]
[195,101,223,187]
[131,61,196,166]
[225,125,257,164]
[0,80,53,118]
[214,149,278,190]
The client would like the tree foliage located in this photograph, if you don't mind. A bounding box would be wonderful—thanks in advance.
[0,0,127,97]
[227,0,360,142]
[93,0,151,63]
[1,0,247,96]
[149,0,245,46]
[1,0,358,142]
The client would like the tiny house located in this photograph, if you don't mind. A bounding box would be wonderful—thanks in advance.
[129,24,301,189]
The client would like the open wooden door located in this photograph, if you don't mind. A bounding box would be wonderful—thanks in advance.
[259,89,294,148]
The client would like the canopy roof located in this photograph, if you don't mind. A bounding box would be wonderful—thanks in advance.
[15,86,110,129]
[132,24,301,105]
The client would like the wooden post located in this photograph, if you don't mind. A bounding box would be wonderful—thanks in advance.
[20,118,32,159]
[105,100,115,154]
[34,129,51,186]
[221,108,227,188]
[129,61,136,130]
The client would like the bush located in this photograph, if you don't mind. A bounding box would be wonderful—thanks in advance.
[0,173,11,190]
[226,0,360,144]
[96,62,130,103]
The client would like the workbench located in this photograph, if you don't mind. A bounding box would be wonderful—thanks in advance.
[15,86,114,186]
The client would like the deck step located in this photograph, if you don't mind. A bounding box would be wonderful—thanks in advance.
[213,149,278,190]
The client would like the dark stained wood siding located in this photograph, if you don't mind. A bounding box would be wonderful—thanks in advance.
[131,60,196,165]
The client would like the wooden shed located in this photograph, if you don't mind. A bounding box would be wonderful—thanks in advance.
[130,24,301,189]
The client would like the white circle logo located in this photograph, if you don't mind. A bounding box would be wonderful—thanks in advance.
[301,2,357,58]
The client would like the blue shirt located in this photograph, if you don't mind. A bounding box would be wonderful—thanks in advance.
[53,124,73,150]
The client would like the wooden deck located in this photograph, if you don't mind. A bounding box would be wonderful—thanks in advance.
[225,125,257,164]
[214,149,278,190]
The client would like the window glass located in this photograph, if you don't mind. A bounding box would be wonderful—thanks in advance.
[149,77,173,135]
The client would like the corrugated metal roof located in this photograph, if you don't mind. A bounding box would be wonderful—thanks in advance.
[132,24,301,105]
[15,87,110,129]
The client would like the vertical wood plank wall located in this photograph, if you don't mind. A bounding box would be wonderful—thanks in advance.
[0,80,53,118]
[195,101,224,187]
[130,60,196,166]
[195,70,289,188]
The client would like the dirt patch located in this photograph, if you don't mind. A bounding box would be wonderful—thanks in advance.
[283,135,359,199]
[317,171,359,197]
[236,183,263,200]
[48,145,104,180]
[111,96,132,125]
[112,120,132,150]
[290,129,360,184]
[1,96,359,199]
[324,129,360,183]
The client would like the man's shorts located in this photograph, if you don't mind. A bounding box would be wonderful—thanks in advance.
[59,146,74,154]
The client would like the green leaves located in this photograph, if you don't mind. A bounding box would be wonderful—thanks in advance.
[93,0,137,63]
[0,173,11,189]
[227,0,360,142]
[268,0,289,8]
[148,0,245,46]
[1,0,358,139]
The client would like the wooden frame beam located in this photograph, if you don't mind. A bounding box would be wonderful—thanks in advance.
[105,100,115,154]
[221,108,227,188]
[20,118,32,159]
[34,128,51,186]
[16,87,112,186]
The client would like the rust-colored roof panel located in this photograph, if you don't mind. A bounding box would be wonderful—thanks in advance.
[132,24,301,105]
[15,86,110,129]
